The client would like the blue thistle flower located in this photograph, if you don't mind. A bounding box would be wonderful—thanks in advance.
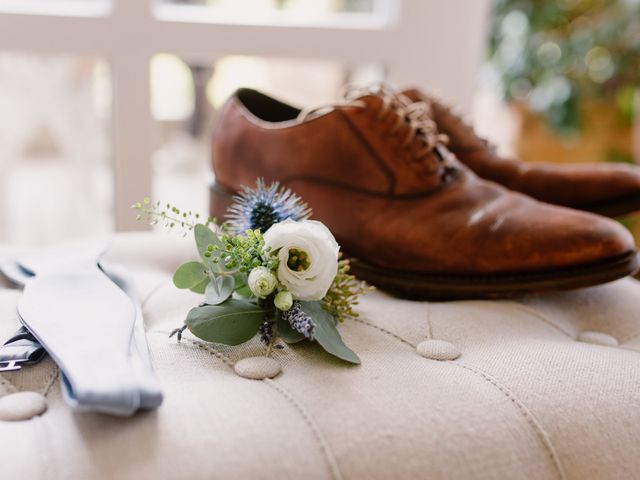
[226,179,311,235]
[282,302,316,340]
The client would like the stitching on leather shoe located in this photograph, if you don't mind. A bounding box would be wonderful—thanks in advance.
[335,108,396,194]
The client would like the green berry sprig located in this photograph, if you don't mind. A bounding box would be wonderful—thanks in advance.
[323,255,374,323]
[207,229,279,273]
[132,197,215,236]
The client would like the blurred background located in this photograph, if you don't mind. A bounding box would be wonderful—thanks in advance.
[0,0,638,246]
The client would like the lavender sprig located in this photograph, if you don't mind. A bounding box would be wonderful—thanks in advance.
[282,302,316,340]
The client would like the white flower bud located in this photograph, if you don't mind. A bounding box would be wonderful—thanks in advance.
[274,291,293,311]
[248,267,277,298]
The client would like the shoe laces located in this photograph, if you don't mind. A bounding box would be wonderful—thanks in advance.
[298,83,454,172]
[422,94,499,154]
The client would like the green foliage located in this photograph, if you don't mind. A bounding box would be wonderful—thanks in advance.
[189,278,210,294]
[300,301,360,364]
[232,272,252,298]
[195,223,223,261]
[204,275,235,305]
[136,196,367,365]
[489,0,640,134]
[323,256,373,323]
[173,261,209,289]
[210,228,279,273]
[185,299,267,345]
[132,198,216,236]
[277,314,306,344]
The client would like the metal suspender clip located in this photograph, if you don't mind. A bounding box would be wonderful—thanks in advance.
[0,326,46,372]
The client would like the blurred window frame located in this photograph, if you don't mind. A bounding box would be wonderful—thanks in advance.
[0,0,490,231]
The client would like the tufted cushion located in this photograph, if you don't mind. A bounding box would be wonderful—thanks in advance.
[1,233,639,479]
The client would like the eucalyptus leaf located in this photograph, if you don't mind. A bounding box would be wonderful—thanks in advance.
[300,301,360,364]
[194,223,223,271]
[233,272,252,298]
[173,261,208,289]
[209,273,220,295]
[204,276,235,305]
[277,314,305,344]
[234,272,248,289]
[235,286,253,298]
[189,277,210,294]
[186,299,266,345]
[195,223,221,252]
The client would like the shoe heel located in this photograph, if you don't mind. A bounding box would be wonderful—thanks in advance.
[209,180,235,221]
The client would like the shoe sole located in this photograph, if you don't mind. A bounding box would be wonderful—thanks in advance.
[348,251,639,300]
[210,181,639,300]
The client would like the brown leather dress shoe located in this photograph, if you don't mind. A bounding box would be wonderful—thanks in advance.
[210,88,638,299]
[404,88,640,218]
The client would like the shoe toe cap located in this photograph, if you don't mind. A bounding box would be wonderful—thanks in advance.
[510,204,637,273]
[569,211,635,261]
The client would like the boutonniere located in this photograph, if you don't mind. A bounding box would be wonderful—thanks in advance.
[134,180,371,377]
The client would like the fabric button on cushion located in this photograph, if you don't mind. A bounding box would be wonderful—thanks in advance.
[0,391,47,421]
[234,356,282,380]
[416,339,461,361]
[577,331,619,347]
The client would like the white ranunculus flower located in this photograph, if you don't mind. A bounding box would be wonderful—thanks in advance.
[264,219,339,301]
[247,266,278,298]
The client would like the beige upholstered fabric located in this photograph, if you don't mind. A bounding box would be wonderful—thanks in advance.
[1,233,639,479]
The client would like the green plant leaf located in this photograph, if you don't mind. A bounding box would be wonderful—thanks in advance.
[235,286,253,298]
[195,223,221,254]
[186,299,266,345]
[277,313,305,344]
[233,272,252,298]
[204,276,235,305]
[173,261,208,289]
[194,223,223,271]
[189,278,210,294]
[233,272,248,288]
[300,301,360,364]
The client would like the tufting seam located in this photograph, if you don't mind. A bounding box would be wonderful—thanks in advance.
[513,303,574,337]
[34,406,56,479]
[354,317,566,480]
[0,374,17,395]
[265,379,344,480]
[190,341,234,367]
[452,362,567,480]
[182,338,234,367]
[151,331,342,479]
[41,364,59,398]
[352,317,415,348]
[149,331,235,367]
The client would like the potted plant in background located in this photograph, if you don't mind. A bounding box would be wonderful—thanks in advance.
[489,0,640,240]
